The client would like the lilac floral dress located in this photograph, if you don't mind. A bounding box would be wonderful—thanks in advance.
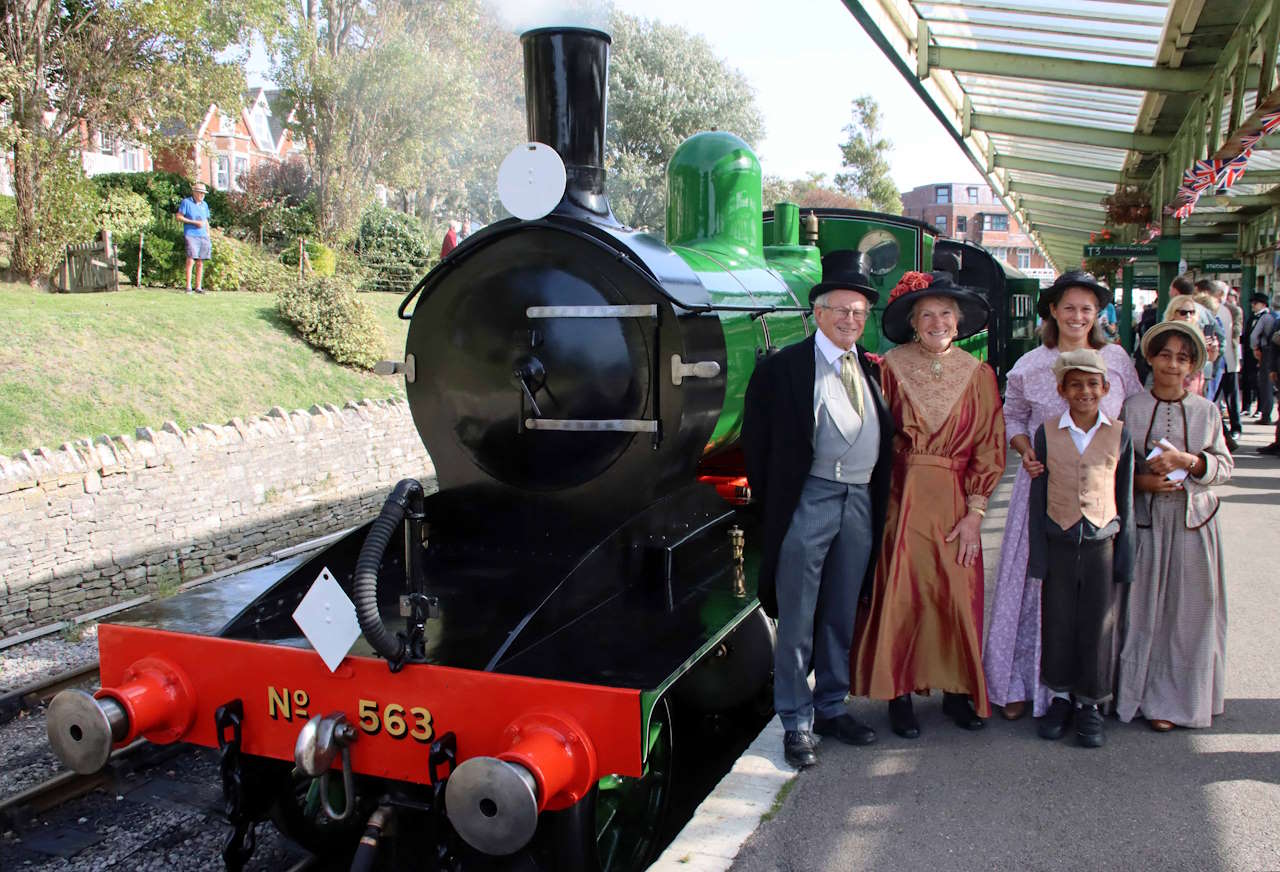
[982,343,1143,716]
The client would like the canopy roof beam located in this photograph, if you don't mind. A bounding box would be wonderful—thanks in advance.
[922,45,1210,94]
[971,113,1172,152]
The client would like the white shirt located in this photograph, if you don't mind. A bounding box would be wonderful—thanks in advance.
[813,330,862,422]
[1058,410,1111,455]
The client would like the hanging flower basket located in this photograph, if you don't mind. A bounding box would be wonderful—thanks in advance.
[1102,187,1152,226]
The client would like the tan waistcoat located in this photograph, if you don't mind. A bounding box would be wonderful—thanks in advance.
[1044,419,1122,530]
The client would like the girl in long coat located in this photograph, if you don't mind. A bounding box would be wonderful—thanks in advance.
[1118,321,1233,729]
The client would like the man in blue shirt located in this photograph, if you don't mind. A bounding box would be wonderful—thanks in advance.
[175,181,211,294]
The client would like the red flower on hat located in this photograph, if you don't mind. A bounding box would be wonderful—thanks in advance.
[888,271,932,303]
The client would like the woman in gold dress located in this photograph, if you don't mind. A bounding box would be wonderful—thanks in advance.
[852,271,1005,738]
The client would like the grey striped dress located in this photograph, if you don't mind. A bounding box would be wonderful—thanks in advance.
[1116,391,1232,728]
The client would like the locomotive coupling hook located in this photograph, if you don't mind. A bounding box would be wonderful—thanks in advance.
[295,712,358,821]
[48,657,195,773]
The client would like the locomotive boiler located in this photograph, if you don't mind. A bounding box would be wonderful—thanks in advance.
[43,26,964,872]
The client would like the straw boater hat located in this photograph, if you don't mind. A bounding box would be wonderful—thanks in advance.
[191,181,208,194]
[1037,270,1110,320]
[1140,320,1207,372]
[881,270,990,345]
[809,250,879,305]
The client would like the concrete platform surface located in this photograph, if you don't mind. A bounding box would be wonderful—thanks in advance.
[662,423,1280,872]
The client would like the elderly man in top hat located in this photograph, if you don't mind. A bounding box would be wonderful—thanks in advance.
[742,250,895,769]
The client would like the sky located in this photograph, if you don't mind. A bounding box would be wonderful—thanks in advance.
[488,0,985,192]
[246,0,985,194]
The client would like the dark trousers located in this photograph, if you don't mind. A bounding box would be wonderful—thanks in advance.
[1242,357,1257,411]
[1258,364,1275,421]
[1040,537,1121,704]
[1216,371,1241,434]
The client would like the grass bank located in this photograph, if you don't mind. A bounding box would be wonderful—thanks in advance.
[0,283,411,456]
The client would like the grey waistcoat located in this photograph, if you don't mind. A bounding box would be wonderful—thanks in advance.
[809,360,880,485]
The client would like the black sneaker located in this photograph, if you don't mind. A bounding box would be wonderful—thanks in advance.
[1258,443,1280,455]
[1038,697,1073,740]
[813,713,877,746]
[1075,705,1105,748]
[783,730,818,769]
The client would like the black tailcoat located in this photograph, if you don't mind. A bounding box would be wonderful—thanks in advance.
[741,335,895,618]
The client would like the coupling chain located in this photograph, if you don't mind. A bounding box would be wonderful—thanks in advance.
[215,699,257,872]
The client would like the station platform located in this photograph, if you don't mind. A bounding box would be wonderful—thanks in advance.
[654,423,1280,871]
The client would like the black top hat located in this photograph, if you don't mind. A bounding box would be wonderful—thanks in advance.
[809,250,879,306]
[1037,271,1111,320]
[881,271,990,345]
[1251,291,1270,306]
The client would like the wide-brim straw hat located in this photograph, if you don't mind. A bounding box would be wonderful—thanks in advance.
[191,182,208,193]
[881,270,991,345]
[1141,319,1207,372]
[1037,270,1111,320]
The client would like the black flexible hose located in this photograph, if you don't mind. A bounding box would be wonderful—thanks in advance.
[353,478,423,666]
[349,805,392,872]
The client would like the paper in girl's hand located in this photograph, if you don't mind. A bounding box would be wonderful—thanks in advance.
[1147,439,1188,482]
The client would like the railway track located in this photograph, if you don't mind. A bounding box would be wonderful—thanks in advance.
[0,661,100,726]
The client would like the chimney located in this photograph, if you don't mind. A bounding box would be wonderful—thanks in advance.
[520,27,618,225]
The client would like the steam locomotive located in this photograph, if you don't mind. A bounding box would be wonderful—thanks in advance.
[43,26,1021,872]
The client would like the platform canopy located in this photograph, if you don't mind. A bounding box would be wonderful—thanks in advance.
[844,0,1280,275]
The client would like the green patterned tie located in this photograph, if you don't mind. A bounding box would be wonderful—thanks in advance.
[841,351,864,418]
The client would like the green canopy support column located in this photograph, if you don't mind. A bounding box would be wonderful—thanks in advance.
[1157,223,1182,314]
[1243,259,1258,297]
[1121,264,1135,352]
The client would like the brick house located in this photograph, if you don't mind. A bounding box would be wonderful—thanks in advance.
[901,182,1055,284]
[156,88,304,192]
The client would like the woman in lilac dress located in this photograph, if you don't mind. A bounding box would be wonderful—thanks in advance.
[983,272,1144,720]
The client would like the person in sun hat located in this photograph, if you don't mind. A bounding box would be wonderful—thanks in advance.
[742,249,895,769]
[1117,319,1232,731]
[175,181,211,295]
[982,271,1143,726]
[850,270,1004,738]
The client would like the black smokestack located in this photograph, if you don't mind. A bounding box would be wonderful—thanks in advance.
[520,27,618,225]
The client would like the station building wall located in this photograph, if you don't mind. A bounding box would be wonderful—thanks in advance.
[0,399,433,637]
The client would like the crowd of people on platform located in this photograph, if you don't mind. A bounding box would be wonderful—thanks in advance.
[743,253,1234,770]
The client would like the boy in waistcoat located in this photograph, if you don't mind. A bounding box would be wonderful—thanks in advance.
[1028,349,1135,748]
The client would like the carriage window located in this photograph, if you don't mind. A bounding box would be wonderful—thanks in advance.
[858,230,901,276]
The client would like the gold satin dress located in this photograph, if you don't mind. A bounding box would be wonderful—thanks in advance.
[852,343,1006,716]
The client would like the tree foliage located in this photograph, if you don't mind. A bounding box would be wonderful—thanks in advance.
[0,0,280,281]
[834,95,901,216]
[270,0,481,240]
[606,11,765,231]
[763,172,864,211]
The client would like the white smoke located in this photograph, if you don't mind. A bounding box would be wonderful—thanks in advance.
[482,0,613,35]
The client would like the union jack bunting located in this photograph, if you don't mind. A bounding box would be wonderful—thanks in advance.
[1239,132,1263,150]
[1261,109,1280,134]
[1172,199,1197,219]
[1215,152,1251,192]
[1182,159,1220,193]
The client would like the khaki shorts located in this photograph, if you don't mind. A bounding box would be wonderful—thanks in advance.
[185,235,212,260]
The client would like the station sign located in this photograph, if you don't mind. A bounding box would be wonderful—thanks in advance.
[1083,244,1157,257]
[1198,259,1242,272]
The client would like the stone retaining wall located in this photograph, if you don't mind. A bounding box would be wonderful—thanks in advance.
[0,399,433,636]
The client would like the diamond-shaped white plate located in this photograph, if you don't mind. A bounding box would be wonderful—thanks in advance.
[292,567,361,672]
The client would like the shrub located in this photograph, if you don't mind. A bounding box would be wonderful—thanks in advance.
[117,222,293,292]
[93,171,231,229]
[279,239,336,277]
[355,203,432,293]
[0,194,15,233]
[20,146,102,279]
[277,275,385,369]
[97,188,152,239]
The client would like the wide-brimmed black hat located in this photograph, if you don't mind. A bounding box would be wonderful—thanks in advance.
[1037,270,1111,320]
[809,249,879,305]
[881,271,990,345]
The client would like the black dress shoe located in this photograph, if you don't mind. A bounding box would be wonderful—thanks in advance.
[1037,697,1073,740]
[888,694,920,739]
[1225,434,1239,452]
[942,692,986,730]
[783,730,818,769]
[1075,705,1105,748]
[1259,442,1280,455]
[814,713,878,746]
